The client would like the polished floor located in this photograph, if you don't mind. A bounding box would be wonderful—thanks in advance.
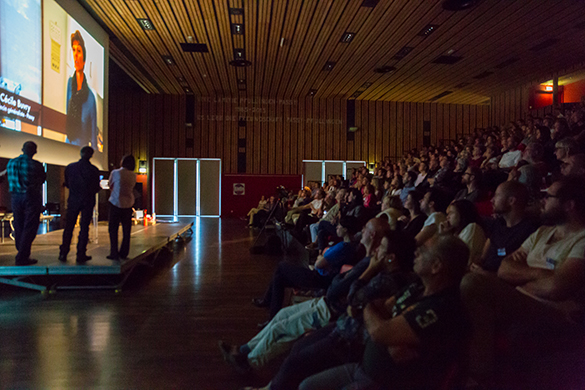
[0,218,286,389]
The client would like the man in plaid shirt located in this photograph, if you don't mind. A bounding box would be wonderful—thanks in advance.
[6,141,46,265]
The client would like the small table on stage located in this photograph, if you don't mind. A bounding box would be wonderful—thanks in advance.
[0,213,55,244]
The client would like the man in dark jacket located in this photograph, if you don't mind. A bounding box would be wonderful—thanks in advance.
[59,146,101,263]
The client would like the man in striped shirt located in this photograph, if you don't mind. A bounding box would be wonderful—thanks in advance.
[6,141,46,265]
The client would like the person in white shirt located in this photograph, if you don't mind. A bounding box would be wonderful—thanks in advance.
[439,199,486,265]
[461,177,585,387]
[107,155,137,260]
[498,136,522,169]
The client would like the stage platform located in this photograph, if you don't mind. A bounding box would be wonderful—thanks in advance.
[0,219,194,292]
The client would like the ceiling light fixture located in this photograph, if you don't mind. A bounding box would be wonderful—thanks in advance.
[280,38,285,47]
[231,24,244,35]
[234,48,245,59]
[137,18,154,30]
[418,24,439,37]
[340,32,355,43]
[442,0,481,11]
[162,55,174,65]
[374,66,396,73]
[393,46,414,60]
[432,55,462,64]
[323,61,335,71]
[229,59,252,67]
[308,89,317,97]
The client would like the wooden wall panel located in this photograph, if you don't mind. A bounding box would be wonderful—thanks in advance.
[109,91,489,187]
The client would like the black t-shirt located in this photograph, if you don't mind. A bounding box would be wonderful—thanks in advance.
[402,214,426,240]
[482,217,539,272]
[362,283,469,390]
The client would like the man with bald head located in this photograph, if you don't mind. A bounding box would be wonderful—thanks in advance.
[6,141,46,265]
[471,181,539,274]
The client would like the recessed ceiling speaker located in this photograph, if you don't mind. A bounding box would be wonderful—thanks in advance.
[442,0,481,11]
[229,59,252,67]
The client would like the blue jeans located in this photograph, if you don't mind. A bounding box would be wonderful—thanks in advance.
[317,221,337,251]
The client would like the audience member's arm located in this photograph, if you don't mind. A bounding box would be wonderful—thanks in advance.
[364,300,419,347]
[497,248,544,285]
[314,255,328,270]
[415,224,438,246]
[521,257,585,301]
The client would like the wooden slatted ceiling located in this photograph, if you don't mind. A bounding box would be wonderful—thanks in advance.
[84,0,585,103]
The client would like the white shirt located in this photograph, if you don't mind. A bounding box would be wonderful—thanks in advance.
[423,212,446,228]
[108,167,136,208]
[458,223,487,265]
[498,149,522,169]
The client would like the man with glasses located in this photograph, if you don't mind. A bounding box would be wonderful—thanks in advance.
[455,166,483,203]
[461,177,585,386]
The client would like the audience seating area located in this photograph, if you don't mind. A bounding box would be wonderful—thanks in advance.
[224,102,585,390]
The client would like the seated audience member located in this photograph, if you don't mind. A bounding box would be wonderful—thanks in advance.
[246,196,268,226]
[251,196,278,228]
[455,166,484,203]
[389,174,403,197]
[362,184,376,208]
[342,188,367,225]
[439,199,486,265]
[471,181,539,273]
[429,155,454,190]
[307,189,346,249]
[376,195,403,230]
[480,146,499,170]
[400,190,427,240]
[509,142,548,197]
[255,229,417,390]
[400,170,418,206]
[461,177,585,386]
[468,145,485,168]
[221,219,390,373]
[554,137,580,163]
[298,236,471,390]
[414,162,429,188]
[561,153,585,177]
[415,187,449,246]
[313,189,366,253]
[253,216,359,318]
[498,135,522,169]
[285,189,325,225]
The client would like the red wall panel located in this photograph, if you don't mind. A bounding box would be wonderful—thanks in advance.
[222,174,302,218]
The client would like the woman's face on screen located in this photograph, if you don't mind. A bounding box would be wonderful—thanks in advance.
[72,41,85,72]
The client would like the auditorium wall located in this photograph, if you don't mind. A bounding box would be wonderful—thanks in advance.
[108,93,490,178]
[490,61,585,125]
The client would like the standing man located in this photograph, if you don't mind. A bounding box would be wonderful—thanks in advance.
[6,141,46,265]
[59,146,101,263]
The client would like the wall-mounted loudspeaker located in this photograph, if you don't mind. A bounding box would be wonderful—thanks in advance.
[186,95,195,125]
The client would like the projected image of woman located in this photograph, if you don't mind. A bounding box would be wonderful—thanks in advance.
[66,30,97,148]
